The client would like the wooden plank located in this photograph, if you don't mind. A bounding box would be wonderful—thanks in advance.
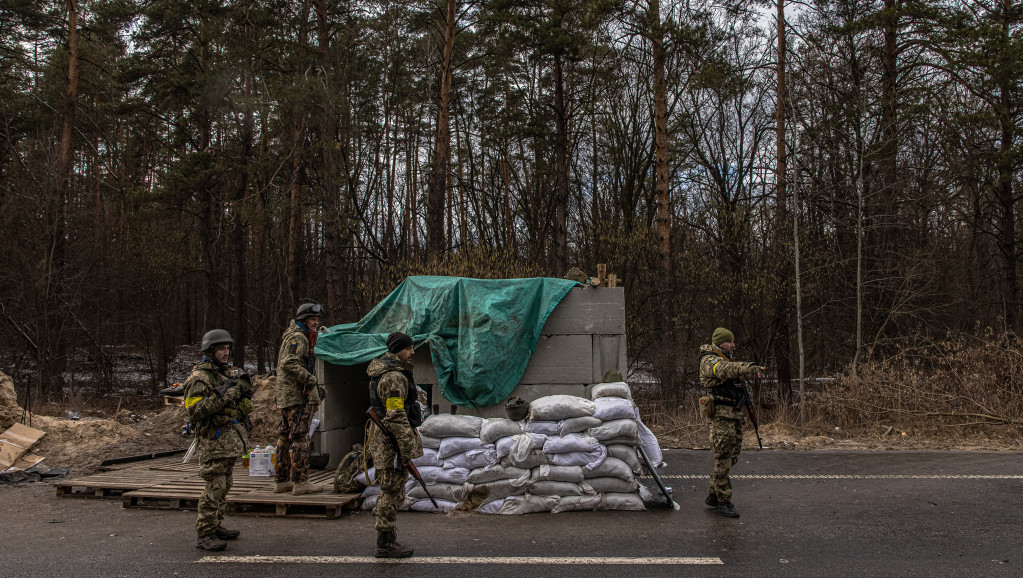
[0,423,46,468]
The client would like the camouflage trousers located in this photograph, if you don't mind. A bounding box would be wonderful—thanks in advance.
[197,457,235,537]
[372,465,407,532]
[275,404,314,484]
[708,416,743,502]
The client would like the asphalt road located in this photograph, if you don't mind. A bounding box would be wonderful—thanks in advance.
[1,449,1020,577]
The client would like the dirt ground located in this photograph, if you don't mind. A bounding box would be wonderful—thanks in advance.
[3,370,1021,479]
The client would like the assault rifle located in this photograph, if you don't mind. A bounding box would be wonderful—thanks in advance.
[366,407,438,508]
[734,378,763,449]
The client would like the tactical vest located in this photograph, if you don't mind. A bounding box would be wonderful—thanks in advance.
[368,367,423,428]
[698,350,741,402]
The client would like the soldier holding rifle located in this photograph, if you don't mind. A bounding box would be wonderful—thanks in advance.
[698,327,765,518]
[366,331,424,558]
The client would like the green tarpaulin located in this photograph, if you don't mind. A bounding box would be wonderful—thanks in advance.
[314,276,579,408]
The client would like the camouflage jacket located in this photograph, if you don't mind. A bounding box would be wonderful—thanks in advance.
[367,352,423,469]
[183,360,249,461]
[698,344,757,421]
[276,320,323,408]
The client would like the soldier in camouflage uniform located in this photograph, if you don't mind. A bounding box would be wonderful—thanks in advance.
[183,329,253,551]
[366,331,424,558]
[274,303,327,495]
[699,327,765,518]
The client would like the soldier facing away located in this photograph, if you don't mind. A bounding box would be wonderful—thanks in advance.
[274,302,327,495]
[183,329,253,551]
[366,331,424,558]
[698,327,765,518]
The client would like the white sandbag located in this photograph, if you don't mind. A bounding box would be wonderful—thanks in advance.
[588,418,639,441]
[409,498,458,513]
[360,485,381,498]
[528,395,596,421]
[406,481,465,502]
[600,435,640,447]
[636,417,663,465]
[355,467,380,485]
[593,397,638,421]
[529,464,585,483]
[418,414,484,439]
[582,457,634,481]
[585,476,639,494]
[548,446,607,470]
[543,432,601,454]
[419,435,442,450]
[361,494,378,510]
[437,436,486,459]
[417,465,469,485]
[597,492,646,511]
[558,416,602,435]
[481,418,524,444]
[524,420,560,435]
[470,479,528,500]
[477,497,506,514]
[590,381,632,400]
[509,433,547,462]
[496,433,547,459]
[528,481,596,496]
[606,444,643,473]
[447,447,499,470]
[501,448,550,470]
[412,447,444,467]
[551,495,601,513]
[498,494,560,515]
[467,465,530,484]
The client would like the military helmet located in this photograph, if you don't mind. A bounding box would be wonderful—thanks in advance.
[296,302,323,321]
[201,329,234,353]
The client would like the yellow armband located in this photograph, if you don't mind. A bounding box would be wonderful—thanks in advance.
[385,397,404,411]
[184,396,203,408]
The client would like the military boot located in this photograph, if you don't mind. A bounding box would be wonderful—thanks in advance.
[292,480,323,495]
[716,501,740,518]
[704,493,719,508]
[375,530,414,559]
[214,525,240,540]
[196,534,227,551]
[273,481,294,493]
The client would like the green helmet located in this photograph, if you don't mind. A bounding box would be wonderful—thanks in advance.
[201,329,234,353]
[296,302,323,321]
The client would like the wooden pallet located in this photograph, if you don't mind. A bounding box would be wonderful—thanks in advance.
[162,395,184,406]
[228,489,361,518]
[55,468,195,497]
[122,476,270,509]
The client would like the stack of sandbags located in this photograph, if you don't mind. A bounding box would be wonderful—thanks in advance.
[358,383,663,515]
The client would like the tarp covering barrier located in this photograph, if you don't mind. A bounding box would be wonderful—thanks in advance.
[314,276,580,408]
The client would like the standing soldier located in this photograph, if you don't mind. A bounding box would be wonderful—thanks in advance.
[698,327,765,518]
[274,302,326,495]
[183,329,253,551]
[366,332,424,558]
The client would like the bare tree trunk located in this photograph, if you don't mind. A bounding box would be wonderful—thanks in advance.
[650,0,672,337]
[287,125,304,305]
[233,2,254,368]
[773,0,792,400]
[996,1,1018,334]
[553,52,569,276]
[427,0,458,257]
[317,0,343,319]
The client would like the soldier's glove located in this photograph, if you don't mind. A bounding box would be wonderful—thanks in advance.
[215,382,242,402]
[235,373,254,398]
[237,397,254,415]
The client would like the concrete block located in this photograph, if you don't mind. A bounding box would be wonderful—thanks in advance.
[520,334,593,384]
[591,334,628,382]
[541,286,626,335]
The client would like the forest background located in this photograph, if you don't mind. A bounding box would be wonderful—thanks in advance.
[2,0,1022,441]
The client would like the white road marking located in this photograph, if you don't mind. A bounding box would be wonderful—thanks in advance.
[198,555,724,565]
[654,474,1023,479]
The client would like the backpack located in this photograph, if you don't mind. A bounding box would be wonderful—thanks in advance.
[332,445,367,494]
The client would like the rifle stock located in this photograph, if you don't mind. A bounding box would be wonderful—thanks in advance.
[366,407,438,508]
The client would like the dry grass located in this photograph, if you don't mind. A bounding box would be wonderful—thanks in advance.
[637,329,1023,450]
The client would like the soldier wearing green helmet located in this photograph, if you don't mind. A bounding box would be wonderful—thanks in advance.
[698,327,765,518]
[183,329,253,551]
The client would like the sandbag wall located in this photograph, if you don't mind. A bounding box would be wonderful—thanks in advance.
[357,382,664,514]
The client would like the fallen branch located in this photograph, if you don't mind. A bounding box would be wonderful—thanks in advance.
[900,410,1022,426]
